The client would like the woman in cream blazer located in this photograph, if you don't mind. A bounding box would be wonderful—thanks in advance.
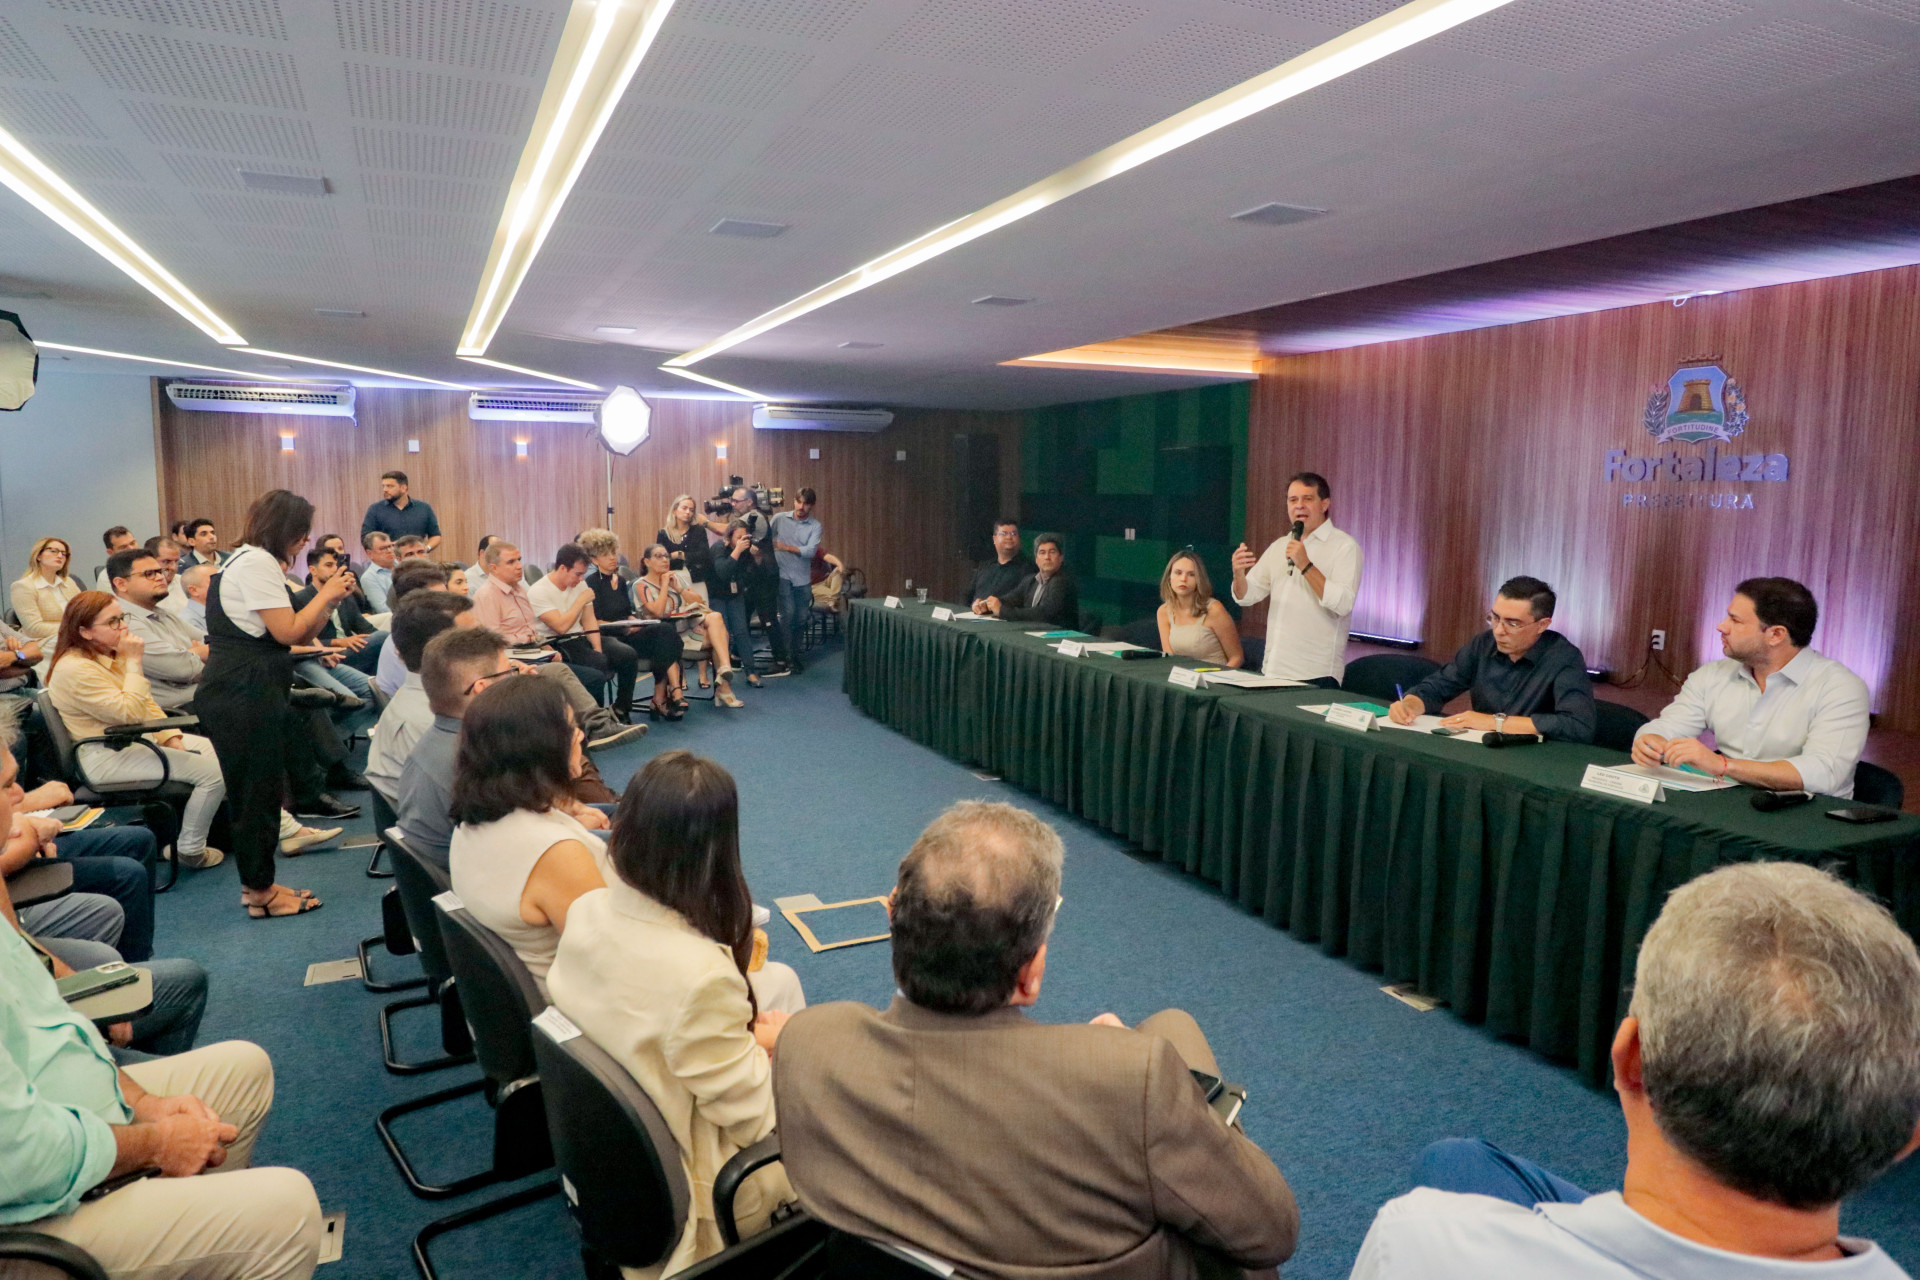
[11,537,83,640]
[548,750,803,1277]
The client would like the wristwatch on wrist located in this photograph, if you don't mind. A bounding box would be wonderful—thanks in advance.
[1494,714,1508,735]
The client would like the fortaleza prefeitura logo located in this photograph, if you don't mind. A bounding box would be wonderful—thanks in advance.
[1603,358,1788,509]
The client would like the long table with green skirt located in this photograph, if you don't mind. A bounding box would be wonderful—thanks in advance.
[843,597,1920,1085]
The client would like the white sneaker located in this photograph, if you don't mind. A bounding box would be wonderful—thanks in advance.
[177,846,225,870]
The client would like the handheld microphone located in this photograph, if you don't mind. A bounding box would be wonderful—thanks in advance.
[1286,520,1304,576]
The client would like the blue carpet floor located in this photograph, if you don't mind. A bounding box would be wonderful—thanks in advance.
[151,642,1920,1279]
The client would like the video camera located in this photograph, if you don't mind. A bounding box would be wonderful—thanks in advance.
[712,476,779,516]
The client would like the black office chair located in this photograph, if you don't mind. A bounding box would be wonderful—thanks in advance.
[0,1229,109,1279]
[1854,761,1904,810]
[6,859,73,909]
[530,1008,690,1280]
[34,690,189,892]
[377,832,472,1075]
[366,788,397,878]
[1592,700,1650,753]
[674,1213,947,1280]
[1341,653,1439,701]
[387,901,557,1280]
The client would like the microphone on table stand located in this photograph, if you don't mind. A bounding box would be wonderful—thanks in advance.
[1286,520,1305,576]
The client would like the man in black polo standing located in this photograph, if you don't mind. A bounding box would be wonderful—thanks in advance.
[360,470,441,554]
[1387,575,1596,742]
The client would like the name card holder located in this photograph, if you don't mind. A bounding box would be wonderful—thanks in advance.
[884,596,901,608]
[1167,666,1201,689]
[1326,703,1376,732]
[931,606,954,621]
[1058,640,1084,657]
[1581,764,1664,805]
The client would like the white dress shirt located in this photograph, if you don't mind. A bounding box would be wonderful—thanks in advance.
[1232,519,1363,683]
[1351,1188,1908,1280]
[365,672,431,803]
[1638,649,1869,798]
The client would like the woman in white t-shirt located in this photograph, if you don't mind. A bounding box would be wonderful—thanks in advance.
[195,490,360,919]
[448,673,613,999]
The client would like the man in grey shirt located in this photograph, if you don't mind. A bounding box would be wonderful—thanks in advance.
[109,548,206,711]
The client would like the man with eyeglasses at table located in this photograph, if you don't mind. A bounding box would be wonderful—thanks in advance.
[1388,576,1596,743]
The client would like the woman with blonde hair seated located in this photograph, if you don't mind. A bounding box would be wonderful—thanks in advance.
[549,749,803,1276]
[11,537,82,641]
[1156,549,1244,668]
[47,591,227,869]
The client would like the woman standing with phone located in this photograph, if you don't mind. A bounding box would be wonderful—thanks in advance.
[196,490,359,919]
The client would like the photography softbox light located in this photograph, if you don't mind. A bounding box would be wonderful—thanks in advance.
[0,311,38,412]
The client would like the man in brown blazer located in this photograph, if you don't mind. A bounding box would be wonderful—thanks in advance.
[774,801,1299,1279]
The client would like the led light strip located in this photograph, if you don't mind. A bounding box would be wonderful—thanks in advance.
[459,355,601,390]
[35,340,298,380]
[0,125,245,345]
[236,347,473,389]
[458,0,677,356]
[659,366,765,400]
[667,0,1519,368]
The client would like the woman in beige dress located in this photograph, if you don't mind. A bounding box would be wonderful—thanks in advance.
[1156,549,1244,668]
[11,537,83,640]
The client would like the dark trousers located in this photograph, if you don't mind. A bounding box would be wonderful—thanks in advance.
[553,635,639,713]
[1412,1138,1592,1206]
[776,580,812,668]
[343,631,386,675]
[198,687,290,892]
[60,832,156,962]
[625,623,683,677]
[749,570,784,662]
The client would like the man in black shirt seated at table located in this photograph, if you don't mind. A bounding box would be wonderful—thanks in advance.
[979,535,1080,629]
[968,518,1033,610]
[1388,575,1595,743]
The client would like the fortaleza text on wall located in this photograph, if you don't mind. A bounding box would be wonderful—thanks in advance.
[1603,444,1788,510]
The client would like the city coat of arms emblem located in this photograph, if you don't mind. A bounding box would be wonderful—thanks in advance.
[1643,358,1749,444]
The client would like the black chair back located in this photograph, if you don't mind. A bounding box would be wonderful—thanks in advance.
[1855,761,1905,810]
[0,1228,110,1280]
[1342,653,1439,701]
[390,833,455,984]
[1592,700,1650,753]
[1114,616,1160,649]
[531,1011,690,1271]
[35,689,85,783]
[435,900,543,1089]
[672,1218,947,1280]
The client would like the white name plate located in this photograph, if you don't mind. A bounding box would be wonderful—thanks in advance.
[1167,666,1202,688]
[931,606,954,621]
[1058,640,1084,657]
[884,596,901,608]
[1326,703,1376,732]
[1582,764,1665,805]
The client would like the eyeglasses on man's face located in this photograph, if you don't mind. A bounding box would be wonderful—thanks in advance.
[462,665,529,696]
[1485,611,1539,633]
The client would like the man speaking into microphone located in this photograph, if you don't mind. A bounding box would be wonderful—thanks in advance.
[1231,472,1363,687]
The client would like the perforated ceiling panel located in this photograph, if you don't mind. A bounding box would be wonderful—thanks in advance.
[37,141,144,182]
[65,26,305,109]
[1619,18,1898,96]
[676,0,869,44]
[624,33,812,110]
[47,0,287,41]
[362,172,499,215]
[1091,20,1309,101]
[1432,0,1752,71]
[351,126,514,180]
[0,85,105,137]
[332,0,555,76]
[125,100,320,158]
[161,152,317,189]
[575,153,701,200]
[0,17,55,80]
[804,63,1005,132]
[342,62,530,132]
[597,101,750,162]
[881,0,1150,75]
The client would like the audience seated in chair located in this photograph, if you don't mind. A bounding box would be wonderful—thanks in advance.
[447,675,613,999]
[550,750,804,1275]
[775,799,1299,1280]
[638,543,744,714]
[289,546,385,678]
[1350,860,1920,1280]
[8,772,158,965]
[365,593,475,805]
[109,549,206,714]
[93,528,137,592]
[531,543,642,725]
[974,535,1079,629]
[398,626,514,871]
[170,563,212,635]
[11,537,83,642]
[0,720,322,1278]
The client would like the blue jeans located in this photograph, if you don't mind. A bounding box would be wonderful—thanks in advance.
[343,631,386,674]
[716,597,757,677]
[775,580,812,666]
[1412,1138,1592,1207]
[60,826,159,961]
[32,942,208,1058]
[295,657,373,701]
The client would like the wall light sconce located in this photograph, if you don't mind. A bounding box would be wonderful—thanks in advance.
[715,444,727,459]
[515,439,529,458]
[279,433,295,452]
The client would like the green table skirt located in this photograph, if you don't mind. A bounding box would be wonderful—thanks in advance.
[845,599,1920,1086]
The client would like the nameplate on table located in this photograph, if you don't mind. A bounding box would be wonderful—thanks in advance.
[884,596,901,608]
[1326,703,1376,733]
[1581,764,1664,805]
[931,606,954,621]
[1058,640,1084,657]
[1167,666,1202,689]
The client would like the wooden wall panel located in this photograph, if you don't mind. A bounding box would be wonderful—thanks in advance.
[154,393,1020,605]
[1248,263,1920,732]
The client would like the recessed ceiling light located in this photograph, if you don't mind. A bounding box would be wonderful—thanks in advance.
[710,218,789,239]
[594,325,637,336]
[1230,201,1326,226]
[239,171,330,198]
[972,296,1033,307]
[457,0,677,357]
[34,340,299,380]
[838,341,883,350]
[235,347,472,389]
[0,122,244,343]
[459,355,601,390]
[665,0,1521,369]
[313,308,365,318]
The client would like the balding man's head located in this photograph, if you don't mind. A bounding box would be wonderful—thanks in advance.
[890,801,1065,1015]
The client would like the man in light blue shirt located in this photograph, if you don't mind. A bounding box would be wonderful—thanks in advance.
[769,487,821,675]
[1632,577,1869,797]
[359,530,397,614]
[1351,861,1920,1280]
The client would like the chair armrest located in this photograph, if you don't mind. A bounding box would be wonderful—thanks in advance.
[5,860,73,909]
[0,1228,110,1280]
[713,1134,783,1247]
[70,735,172,788]
[100,716,198,738]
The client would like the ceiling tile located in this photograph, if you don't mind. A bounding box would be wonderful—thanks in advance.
[804,62,1006,132]
[361,171,499,214]
[46,0,288,42]
[595,100,751,161]
[351,125,513,178]
[1089,20,1311,101]
[0,85,107,138]
[0,16,56,80]
[881,0,1151,75]
[65,25,306,110]
[124,98,319,156]
[37,140,145,182]
[624,32,812,110]
[331,0,557,77]
[342,61,531,133]
[675,0,869,44]
[1430,0,1749,71]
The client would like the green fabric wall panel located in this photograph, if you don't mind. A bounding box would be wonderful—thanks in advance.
[1094,534,1172,585]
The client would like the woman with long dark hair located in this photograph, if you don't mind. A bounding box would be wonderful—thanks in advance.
[195,490,359,918]
[548,750,802,1273]
[448,675,611,997]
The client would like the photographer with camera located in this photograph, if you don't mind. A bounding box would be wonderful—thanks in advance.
[726,483,787,675]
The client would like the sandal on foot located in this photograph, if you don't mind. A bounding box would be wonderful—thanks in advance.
[717,687,744,709]
[244,885,322,919]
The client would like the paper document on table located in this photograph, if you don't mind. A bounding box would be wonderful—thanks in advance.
[1376,713,1488,743]
[1612,762,1738,792]
[1199,670,1306,688]
[948,613,1004,622]
[1078,640,1147,654]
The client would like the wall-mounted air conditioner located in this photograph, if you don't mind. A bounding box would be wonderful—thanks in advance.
[165,382,355,417]
[468,391,600,423]
[751,404,893,432]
